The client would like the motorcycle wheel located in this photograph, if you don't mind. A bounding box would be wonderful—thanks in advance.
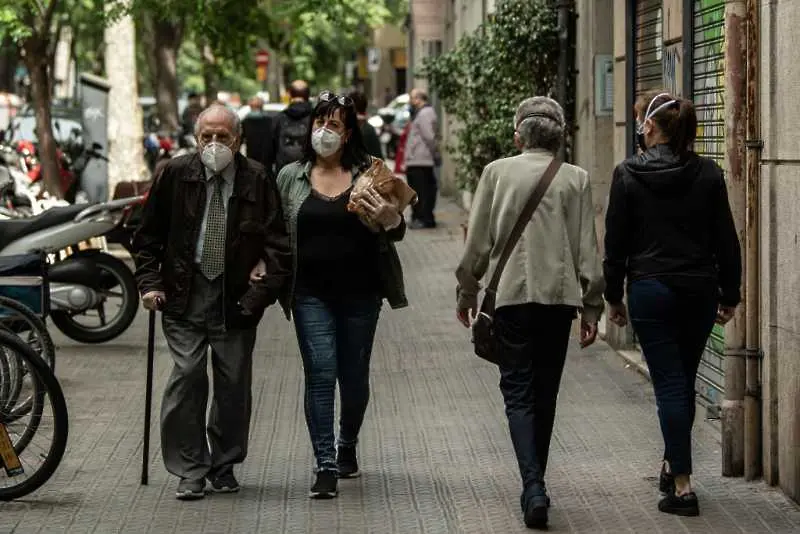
[49,253,138,344]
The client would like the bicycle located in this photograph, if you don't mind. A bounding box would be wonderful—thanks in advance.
[0,296,56,422]
[0,329,68,501]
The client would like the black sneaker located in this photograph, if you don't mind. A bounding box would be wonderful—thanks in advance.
[658,492,700,517]
[208,472,240,493]
[659,463,675,494]
[309,470,338,499]
[337,446,360,478]
[522,483,549,530]
[175,478,205,500]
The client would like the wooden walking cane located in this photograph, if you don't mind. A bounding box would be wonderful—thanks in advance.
[141,307,157,485]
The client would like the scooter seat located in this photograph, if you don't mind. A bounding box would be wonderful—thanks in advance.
[0,203,94,252]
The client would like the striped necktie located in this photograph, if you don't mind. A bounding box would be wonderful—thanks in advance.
[200,175,226,280]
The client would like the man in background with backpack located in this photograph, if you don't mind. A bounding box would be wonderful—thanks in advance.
[269,80,313,176]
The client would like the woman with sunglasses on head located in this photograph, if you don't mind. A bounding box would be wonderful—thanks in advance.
[267,91,408,499]
[603,90,742,516]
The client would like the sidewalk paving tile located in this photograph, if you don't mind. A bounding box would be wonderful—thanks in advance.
[1,197,799,533]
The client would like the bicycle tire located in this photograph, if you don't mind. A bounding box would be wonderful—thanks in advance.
[0,296,55,369]
[0,349,10,411]
[0,296,55,421]
[0,347,23,419]
[0,330,68,501]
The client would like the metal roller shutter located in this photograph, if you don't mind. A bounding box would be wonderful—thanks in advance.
[635,0,664,96]
[693,0,726,413]
[630,1,664,354]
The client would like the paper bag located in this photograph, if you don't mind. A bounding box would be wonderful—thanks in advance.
[347,158,418,217]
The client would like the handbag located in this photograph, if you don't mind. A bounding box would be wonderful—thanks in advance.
[471,157,563,365]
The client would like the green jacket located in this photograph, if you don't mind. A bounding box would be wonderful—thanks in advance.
[276,160,409,317]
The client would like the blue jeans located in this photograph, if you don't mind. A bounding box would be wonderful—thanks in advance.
[627,279,718,475]
[293,294,381,472]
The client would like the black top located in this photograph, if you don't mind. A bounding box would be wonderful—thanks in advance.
[242,112,273,167]
[361,121,384,160]
[296,187,381,298]
[603,144,742,306]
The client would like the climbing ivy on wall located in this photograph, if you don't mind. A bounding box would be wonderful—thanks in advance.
[421,0,559,192]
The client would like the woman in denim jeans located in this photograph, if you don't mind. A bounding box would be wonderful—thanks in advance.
[267,92,408,499]
[603,90,742,517]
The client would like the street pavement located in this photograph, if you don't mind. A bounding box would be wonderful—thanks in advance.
[2,196,800,534]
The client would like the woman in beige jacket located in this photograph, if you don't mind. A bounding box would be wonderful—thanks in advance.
[455,96,605,530]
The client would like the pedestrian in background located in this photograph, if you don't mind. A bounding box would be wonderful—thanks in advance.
[405,88,440,229]
[456,97,604,530]
[603,90,741,517]
[394,121,411,176]
[267,90,407,499]
[133,104,292,500]
[241,96,273,169]
[270,80,313,176]
[181,91,204,143]
[348,91,384,160]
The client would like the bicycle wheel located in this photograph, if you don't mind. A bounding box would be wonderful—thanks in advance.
[0,330,68,501]
[0,297,55,421]
[0,296,55,369]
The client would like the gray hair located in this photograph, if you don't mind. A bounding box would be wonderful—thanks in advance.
[514,97,565,153]
[194,104,242,136]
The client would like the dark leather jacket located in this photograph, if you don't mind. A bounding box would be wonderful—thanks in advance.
[132,153,292,329]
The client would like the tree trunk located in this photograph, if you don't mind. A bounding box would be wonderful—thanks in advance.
[202,42,219,104]
[267,46,282,103]
[147,16,183,132]
[138,17,158,98]
[0,39,19,93]
[105,8,146,197]
[23,38,61,197]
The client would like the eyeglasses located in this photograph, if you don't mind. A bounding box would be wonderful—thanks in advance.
[318,91,354,107]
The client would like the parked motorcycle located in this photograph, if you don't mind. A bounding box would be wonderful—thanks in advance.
[1,150,68,216]
[0,197,143,343]
[4,121,106,204]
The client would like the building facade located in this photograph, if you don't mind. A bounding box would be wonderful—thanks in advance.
[407,0,798,505]
[576,0,800,503]
[407,0,497,198]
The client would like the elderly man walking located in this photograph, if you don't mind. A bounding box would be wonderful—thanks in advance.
[456,97,604,530]
[405,88,440,229]
[133,104,292,500]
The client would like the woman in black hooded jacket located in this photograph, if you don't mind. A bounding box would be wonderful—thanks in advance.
[603,90,742,517]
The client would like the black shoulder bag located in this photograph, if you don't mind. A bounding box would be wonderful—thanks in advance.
[471,158,563,366]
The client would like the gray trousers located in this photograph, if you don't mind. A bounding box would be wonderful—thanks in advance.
[160,271,257,480]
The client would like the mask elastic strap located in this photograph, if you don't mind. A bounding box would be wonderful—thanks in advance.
[646,100,678,121]
[637,93,677,134]
[516,112,561,131]
[644,92,671,119]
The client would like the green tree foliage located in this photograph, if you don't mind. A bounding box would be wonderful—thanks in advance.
[281,0,392,83]
[134,0,404,90]
[176,39,261,99]
[0,0,125,196]
[421,0,558,192]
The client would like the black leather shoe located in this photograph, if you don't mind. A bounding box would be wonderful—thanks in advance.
[309,470,338,499]
[336,446,360,478]
[522,483,549,529]
[658,492,700,517]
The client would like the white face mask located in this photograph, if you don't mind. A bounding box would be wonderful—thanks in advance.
[201,141,234,173]
[311,127,342,158]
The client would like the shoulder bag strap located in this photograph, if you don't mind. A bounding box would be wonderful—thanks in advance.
[483,157,563,309]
